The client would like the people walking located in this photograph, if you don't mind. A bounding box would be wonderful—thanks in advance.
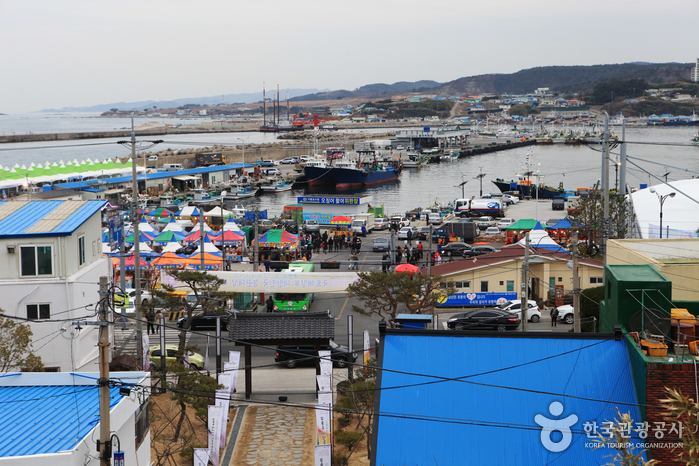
[349,252,359,270]
[155,309,163,334]
[264,258,271,272]
[146,309,156,335]
[266,296,274,313]
[550,307,559,327]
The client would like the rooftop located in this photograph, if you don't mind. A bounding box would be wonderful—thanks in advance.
[0,200,107,238]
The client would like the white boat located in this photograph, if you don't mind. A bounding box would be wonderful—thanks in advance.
[260,181,292,193]
[222,185,258,200]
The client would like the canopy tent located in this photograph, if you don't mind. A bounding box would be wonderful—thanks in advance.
[208,230,245,246]
[147,207,175,218]
[505,219,540,231]
[184,227,213,244]
[152,230,185,246]
[547,219,574,230]
[330,215,352,226]
[161,217,185,234]
[150,252,187,269]
[111,254,149,270]
[222,217,244,233]
[174,206,201,217]
[124,230,155,246]
[138,217,156,233]
[198,235,222,254]
[185,252,224,270]
[205,206,235,218]
[161,241,184,253]
[517,222,569,253]
[256,229,298,247]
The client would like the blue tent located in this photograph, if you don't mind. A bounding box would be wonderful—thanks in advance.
[547,219,573,230]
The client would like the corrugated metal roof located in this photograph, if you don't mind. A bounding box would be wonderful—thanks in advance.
[0,200,106,238]
[375,333,643,465]
[0,385,124,457]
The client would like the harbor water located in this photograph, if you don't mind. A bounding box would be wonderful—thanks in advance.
[0,114,697,216]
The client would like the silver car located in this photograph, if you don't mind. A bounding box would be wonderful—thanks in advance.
[374,218,390,230]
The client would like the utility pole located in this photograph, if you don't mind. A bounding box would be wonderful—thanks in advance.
[572,230,580,333]
[254,210,260,270]
[347,315,354,382]
[602,112,610,283]
[129,115,143,362]
[200,206,205,269]
[619,119,627,194]
[520,233,530,332]
[98,276,111,466]
[427,225,433,275]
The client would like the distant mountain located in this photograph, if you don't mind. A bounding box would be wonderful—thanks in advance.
[437,63,694,96]
[40,88,329,113]
[290,80,442,101]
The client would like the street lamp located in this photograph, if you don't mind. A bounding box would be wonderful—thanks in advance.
[455,174,468,198]
[237,137,248,179]
[219,190,227,270]
[649,187,675,238]
[473,167,486,197]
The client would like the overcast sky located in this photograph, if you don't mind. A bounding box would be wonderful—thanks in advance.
[1,0,696,113]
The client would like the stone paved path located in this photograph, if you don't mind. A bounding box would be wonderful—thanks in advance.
[233,406,309,465]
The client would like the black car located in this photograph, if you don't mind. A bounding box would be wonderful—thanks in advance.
[177,310,238,330]
[275,341,357,368]
[462,246,500,257]
[280,219,298,234]
[447,309,520,331]
[441,242,472,257]
[418,226,431,240]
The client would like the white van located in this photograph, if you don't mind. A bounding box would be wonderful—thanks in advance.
[163,163,184,171]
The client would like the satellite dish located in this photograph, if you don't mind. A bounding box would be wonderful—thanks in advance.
[627,308,670,337]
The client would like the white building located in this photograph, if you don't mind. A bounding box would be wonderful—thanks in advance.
[0,200,109,371]
[692,58,699,82]
[0,371,150,466]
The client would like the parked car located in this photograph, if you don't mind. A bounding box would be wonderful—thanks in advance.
[546,218,563,227]
[279,156,299,164]
[503,194,519,204]
[462,245,500,257]
[275,340,357,368]
[177,310,239,330]
[390,216,410,228]
[397,226,419,240]
[259,219,277,231]
[496,300,541,323]
[418,226,431,240]
[373,237,390,252]
[476,216,495,230]
[254,159,277,167]
[447,309,521,331]
[497,218,516,230]
[374,218,390,230]
[302,219,320,233]
[441,242,472,257]
[280,219,298,234]
[396,145,405,150]
[263,168,281,176]
[556,304,575,324]
[484,227,501,236]
[149,345,204,370]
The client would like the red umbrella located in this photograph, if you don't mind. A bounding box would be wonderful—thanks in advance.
[395,263,420,274]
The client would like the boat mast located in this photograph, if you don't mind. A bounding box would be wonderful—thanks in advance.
[263,83,266,127]
[276,84,280,125]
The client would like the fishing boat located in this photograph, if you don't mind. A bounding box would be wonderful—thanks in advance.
[692,133,699,145]
[260,181,293,193]
[403,153,424,168]
[491,150,565,199]
[222,184,259,200]
[303,150,401,189]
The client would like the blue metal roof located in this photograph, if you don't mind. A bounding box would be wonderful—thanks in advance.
[0,385,124,457]
[0,200,106,238]
[374,333,643,465]
[54,163,248,190]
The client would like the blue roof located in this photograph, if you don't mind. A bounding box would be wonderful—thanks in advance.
[54,163,248,190]
[0,200,106,238]
[374,333,643,465]
[0,384,124,457]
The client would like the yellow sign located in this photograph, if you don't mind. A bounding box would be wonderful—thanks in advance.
[114,293,128,308]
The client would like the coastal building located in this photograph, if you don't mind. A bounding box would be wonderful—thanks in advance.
[692,58,698,82]
[0,371,150,466]
[0,200,109,372]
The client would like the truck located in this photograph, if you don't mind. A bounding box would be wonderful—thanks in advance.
[431,220,478,243]
[195,152,226,167]
[454,199,471,217]
[468,199,505,218]
[351,213,375,236]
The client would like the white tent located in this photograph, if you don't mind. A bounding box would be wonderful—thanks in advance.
[630,180,699,239]
[137,217,156,233]
[205,206,234,218]
[161,241,183,253]
[199,237,221,253]
[517,223,568,253]
[162,218,185,234]
[223,217,244,233]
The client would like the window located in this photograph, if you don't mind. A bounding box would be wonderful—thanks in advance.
[558,277,563,282]
[27,304,50,320]
[20,245,52,277]
[480,281,489,292]
[590,277,603,284]
[78,236,86,266]
[506,280,514,292]
[499,281,504,286]
[453,281,471,289]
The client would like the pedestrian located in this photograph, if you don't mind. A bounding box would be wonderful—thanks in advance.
[266,296,274,313]
[155,309,163,334]
[417,241,423,261]
[361,224,367,236]
[146,309,156,335]
[322,240,327,253]
[395,246,402,264]
[407,228,412,246]
[335,235,340,251]
[382,253,390,272]
[550,307,559,327]
[349,252,358,270]
[328,236,334,252]
[264,257,271,272]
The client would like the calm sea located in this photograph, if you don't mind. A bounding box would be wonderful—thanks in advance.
[0,113,697,215]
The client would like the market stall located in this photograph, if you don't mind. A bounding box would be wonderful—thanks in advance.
[255,229,299,261]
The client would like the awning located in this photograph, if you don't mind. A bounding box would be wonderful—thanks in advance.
[173,175,199,181]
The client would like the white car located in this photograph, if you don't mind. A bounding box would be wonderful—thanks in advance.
[556,304,575,324]
[263,168,281,176]
[390,216,410,228]
[503,194,519,204]
[497,300,541,323]
[119,288,153,315]
[497,218,516,230]
[279,157,299,164]
[484,227,500,236]
[397,226,419,240]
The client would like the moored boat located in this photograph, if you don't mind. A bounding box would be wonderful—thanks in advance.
[260,181,293,193]
[303,150,401,189]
